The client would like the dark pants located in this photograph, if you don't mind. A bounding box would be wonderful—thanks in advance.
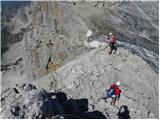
[109,42,117,54]
[111,97,117,106]
[102,95,117,106]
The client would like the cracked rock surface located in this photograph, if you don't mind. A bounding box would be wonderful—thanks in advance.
[30,47,158,119]
[1,47,158,118]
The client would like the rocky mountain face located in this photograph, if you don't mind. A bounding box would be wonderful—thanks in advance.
[1,1,159,119]
[1,48,158,118]
[1,1,30,54]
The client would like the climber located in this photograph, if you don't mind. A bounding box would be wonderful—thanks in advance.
[102,81,121,106]
[108,32,117,54]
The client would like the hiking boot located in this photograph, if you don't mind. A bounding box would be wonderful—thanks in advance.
[112,50,116,54]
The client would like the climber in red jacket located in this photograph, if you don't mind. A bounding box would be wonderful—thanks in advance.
[102,81,121,106]
[110,83,121,106]
[108,32,117,54]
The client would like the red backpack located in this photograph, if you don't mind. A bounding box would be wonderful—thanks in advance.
[110,84,121,96]
[111,36,117,44]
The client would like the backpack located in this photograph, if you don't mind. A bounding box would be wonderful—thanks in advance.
[107,84,119,97]
[107,88,115,97]
[111,36,117,44]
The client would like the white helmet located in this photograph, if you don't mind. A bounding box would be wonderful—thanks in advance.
[109,32,112,36]
[116,81,121,86]
[86,29,93,37]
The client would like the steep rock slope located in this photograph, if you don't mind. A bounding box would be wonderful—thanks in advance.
[1,1,159,119]
[21,1,89,81]
[87,1,159,53]
[7,1,158,81]
[1,47,158,118]
[31,47,158,119]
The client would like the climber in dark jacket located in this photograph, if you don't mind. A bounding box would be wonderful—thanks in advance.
[102,81,121,106]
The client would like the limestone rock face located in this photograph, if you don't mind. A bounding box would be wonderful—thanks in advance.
[31,47,158,119]
[1,1,159,119]
[16,1,158,81]
[1,48,158,118]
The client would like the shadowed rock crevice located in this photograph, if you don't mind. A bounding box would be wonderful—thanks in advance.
[1,84,106,119]
[117,105,131,119]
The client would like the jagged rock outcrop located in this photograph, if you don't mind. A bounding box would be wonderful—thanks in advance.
[1,84,106,119]
[1,84,64,119]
